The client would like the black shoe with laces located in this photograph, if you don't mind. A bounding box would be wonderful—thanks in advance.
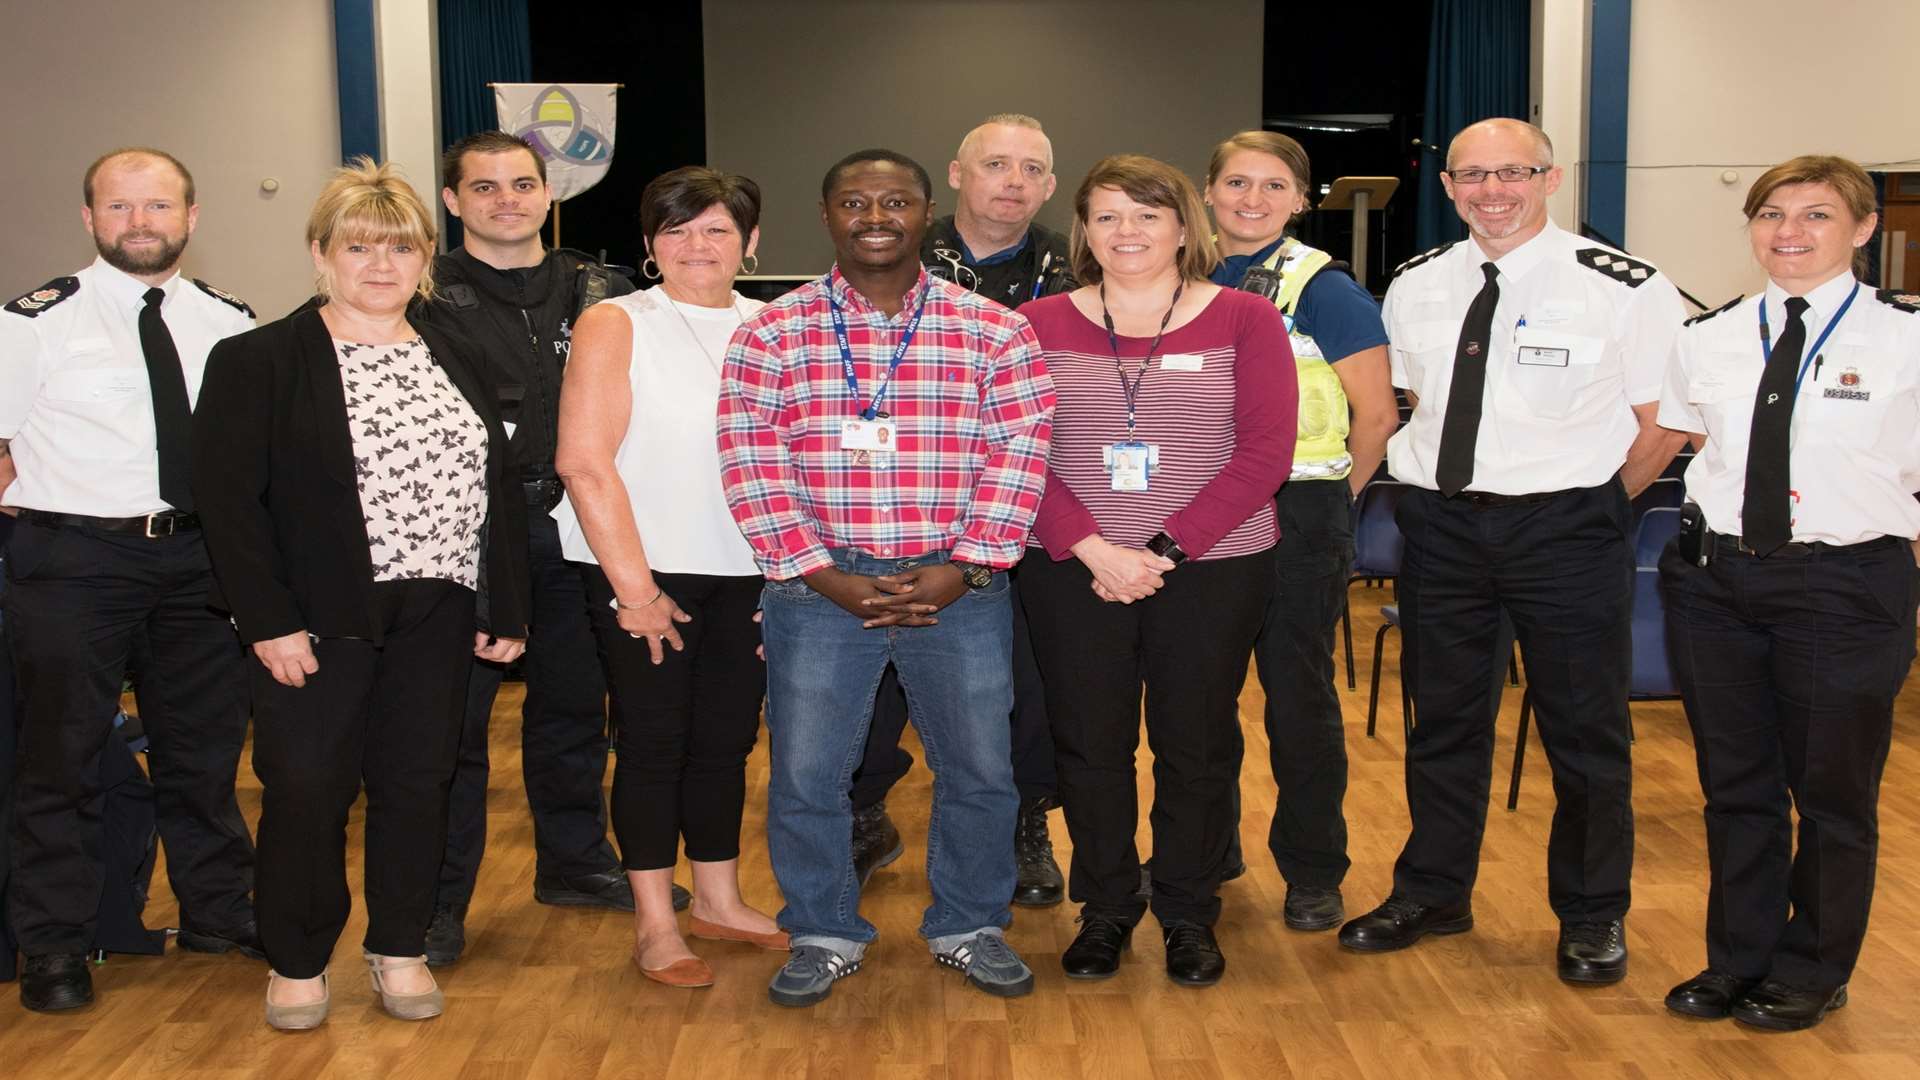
[20,953,93,1012]
[1337,893,1473,952]
[534,867,636,911]
[1161,920,1226,987]
[1665,969,1759,1019]
[1012,796,1064,907]
[851,801,904,887]
[1283,885,1345,931]
[424,901,468,967]
[1061,914,1133,979]
[1731,979,1849,1031]
[1557,919,1627,985]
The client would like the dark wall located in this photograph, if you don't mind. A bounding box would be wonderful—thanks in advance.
[528,3,705,272]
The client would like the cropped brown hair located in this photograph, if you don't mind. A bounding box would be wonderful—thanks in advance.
[307,157,439,300]
[1206,130,1313,199]
[441,131,547,192]
[640,166,763,253]
[1744,155,1879,277]
[1069,155,1219,285]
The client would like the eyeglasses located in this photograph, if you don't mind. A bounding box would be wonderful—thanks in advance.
[927,247,980,291]
[1444,166,1552,184]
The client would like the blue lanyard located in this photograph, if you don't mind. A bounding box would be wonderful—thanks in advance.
[1757,282,1859,395]
[829,284,929,420]
[1100,282,1184,440]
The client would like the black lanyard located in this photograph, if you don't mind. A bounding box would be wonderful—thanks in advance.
[1100,282,1183,440]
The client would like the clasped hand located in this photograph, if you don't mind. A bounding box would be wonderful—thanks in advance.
[1072,535,1177,603]
[804,564,969,628]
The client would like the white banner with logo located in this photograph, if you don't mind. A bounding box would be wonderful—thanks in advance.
[493,83,618,202]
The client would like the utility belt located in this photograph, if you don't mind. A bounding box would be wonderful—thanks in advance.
[1678,500,1904,564]
[521,477,565,513]
[1448,486,1583,508]
[18,508,200,538]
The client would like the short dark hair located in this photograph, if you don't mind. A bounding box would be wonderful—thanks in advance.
[441,131,547,192]
[640,167,763,252]
[83,147,195,207]
[821,149,932,202]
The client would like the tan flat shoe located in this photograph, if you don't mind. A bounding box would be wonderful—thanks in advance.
[688,915,790,951]
[364,952,444,1020]
[264,970,329,1031]
[632,946,714,988]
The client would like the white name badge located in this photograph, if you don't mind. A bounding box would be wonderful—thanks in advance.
[1104,441,1158,491]
[840,418,898,451]
[1516,345,1570,367]
[1160,353,1204,372]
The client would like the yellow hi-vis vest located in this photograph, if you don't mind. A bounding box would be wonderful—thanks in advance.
[1259,239,1352,481]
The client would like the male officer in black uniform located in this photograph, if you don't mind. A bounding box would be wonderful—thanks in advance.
[849,114,1075,906]
[415,131,660,966]
[2,148,259,1011]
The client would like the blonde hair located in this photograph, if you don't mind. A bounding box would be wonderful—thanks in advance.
[307,156,438,300]
[1069,154,1219,285]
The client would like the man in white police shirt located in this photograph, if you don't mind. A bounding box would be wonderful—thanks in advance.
[1336,119,1687,985]
[1,148,259,1012]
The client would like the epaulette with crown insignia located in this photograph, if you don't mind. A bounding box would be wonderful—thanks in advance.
[1684,295,1743,326]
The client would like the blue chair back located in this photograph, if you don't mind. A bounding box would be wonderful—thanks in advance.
[1352,481,1409,578]
[1632,477,1685,523]
[1635,507,1682,569]
[1661,449,1695,480]
[1629,566,1679,698]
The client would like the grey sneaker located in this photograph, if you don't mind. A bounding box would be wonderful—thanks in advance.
[932,928,1035,998]
[767,943,863,1007]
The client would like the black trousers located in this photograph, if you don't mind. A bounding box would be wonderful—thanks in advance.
[1,515,18,979]
[438,513,615,904]
[851,565,1055,808]
[4,519,254,953]
[1392,483,1634,920]
[1022,550,1272,927]
[1244,478,1355,889]
[583,567,766,870]
[252,578,474,978]
[1662,535,1916,990]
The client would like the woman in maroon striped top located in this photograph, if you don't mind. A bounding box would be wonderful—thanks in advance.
[1018,154,1298,987]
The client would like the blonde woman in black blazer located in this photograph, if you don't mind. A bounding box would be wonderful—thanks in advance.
[193,159,529,1030]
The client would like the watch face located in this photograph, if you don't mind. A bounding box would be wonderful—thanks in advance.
[962,564,994,588]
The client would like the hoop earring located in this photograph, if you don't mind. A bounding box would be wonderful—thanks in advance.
[641,257,661,280]
[740,254,759,276]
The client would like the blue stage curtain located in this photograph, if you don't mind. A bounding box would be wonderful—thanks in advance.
[437,0,532,245]
[1415,0,1532,253]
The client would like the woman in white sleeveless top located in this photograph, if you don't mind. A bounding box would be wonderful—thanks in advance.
[553,168,780,988]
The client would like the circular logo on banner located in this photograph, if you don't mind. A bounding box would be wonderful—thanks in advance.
[511,85,612,169]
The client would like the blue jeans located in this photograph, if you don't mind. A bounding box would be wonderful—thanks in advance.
[761,548,1017,944]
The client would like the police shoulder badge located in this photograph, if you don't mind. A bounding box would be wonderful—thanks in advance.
[1876,288,1920,314]
[1684,295,1743,327]
[5,276,79,318]
[1392,242,1455,279]
[1574,248,1657,288]
[193,278,256,318]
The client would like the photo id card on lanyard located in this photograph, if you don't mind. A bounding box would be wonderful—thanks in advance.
[830,286,928,455]
[1101,282,1182,492]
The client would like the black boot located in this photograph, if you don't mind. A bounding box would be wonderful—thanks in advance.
[20,953,93,1012]
[852,801,904,887]
[425,901,468,967]
[1012,796,1064,907]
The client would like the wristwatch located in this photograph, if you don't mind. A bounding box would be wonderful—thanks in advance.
[1146,531,1188,566]
[954,562,995,589]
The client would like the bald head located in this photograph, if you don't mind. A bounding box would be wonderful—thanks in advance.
[948,114,1058,238]
[1446,118,1553,170]
[83,148,196,209]
[956,113,1053,171]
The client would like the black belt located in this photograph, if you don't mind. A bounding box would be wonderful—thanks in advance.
[1449,486,1581,508]
[522,477,564,511]
[19,509,200,538]
[1710,533,1905,559]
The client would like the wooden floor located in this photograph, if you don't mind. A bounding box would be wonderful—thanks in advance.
[4,585,1920,1078]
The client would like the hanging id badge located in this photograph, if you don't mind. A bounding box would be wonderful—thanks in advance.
[840,417,898,451]
[1104,441,1157,491]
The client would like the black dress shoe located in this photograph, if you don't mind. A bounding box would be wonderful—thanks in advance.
[1337,894,1473,952]
[20,953,93,1012]
[1161,921,1226,987]
[1061,914,1132,979]
[852,801,904,887]
[424,901,468,967]
[1012,796,1064,907]
[177,919,267,961]
[534,868,636,911]
[1731,979,1849,1032]
[1556,919,1627,985]
[1220,860,1249,884]
[1283,885,1345,931]
[1665,970,1759,1019]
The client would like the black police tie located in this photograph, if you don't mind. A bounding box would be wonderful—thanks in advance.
[1740,296,1809,554]
[1434,262,1500,496]
[140,287,195,513]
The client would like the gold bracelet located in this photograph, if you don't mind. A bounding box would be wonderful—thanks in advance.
[612,588,663,611]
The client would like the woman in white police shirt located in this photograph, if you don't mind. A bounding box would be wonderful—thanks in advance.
[1658,154,1920,1032]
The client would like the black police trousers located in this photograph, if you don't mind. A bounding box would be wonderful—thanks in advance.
[1662,533,1916,990]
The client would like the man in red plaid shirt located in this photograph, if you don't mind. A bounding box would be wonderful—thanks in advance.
[717,149,1054,1007]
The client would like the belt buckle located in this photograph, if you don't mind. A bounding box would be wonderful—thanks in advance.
[144,513,174,539]
[1733,537,1758,556]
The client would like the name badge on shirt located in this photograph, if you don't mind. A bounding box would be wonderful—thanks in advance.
[1104,441,1158,491]
[840,418,897,451]
[1160,353,1204,372]
[1516,345,1570,367]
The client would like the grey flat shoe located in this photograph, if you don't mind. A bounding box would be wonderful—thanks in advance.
[364,952,444,1020]
[264,970,330,1031]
